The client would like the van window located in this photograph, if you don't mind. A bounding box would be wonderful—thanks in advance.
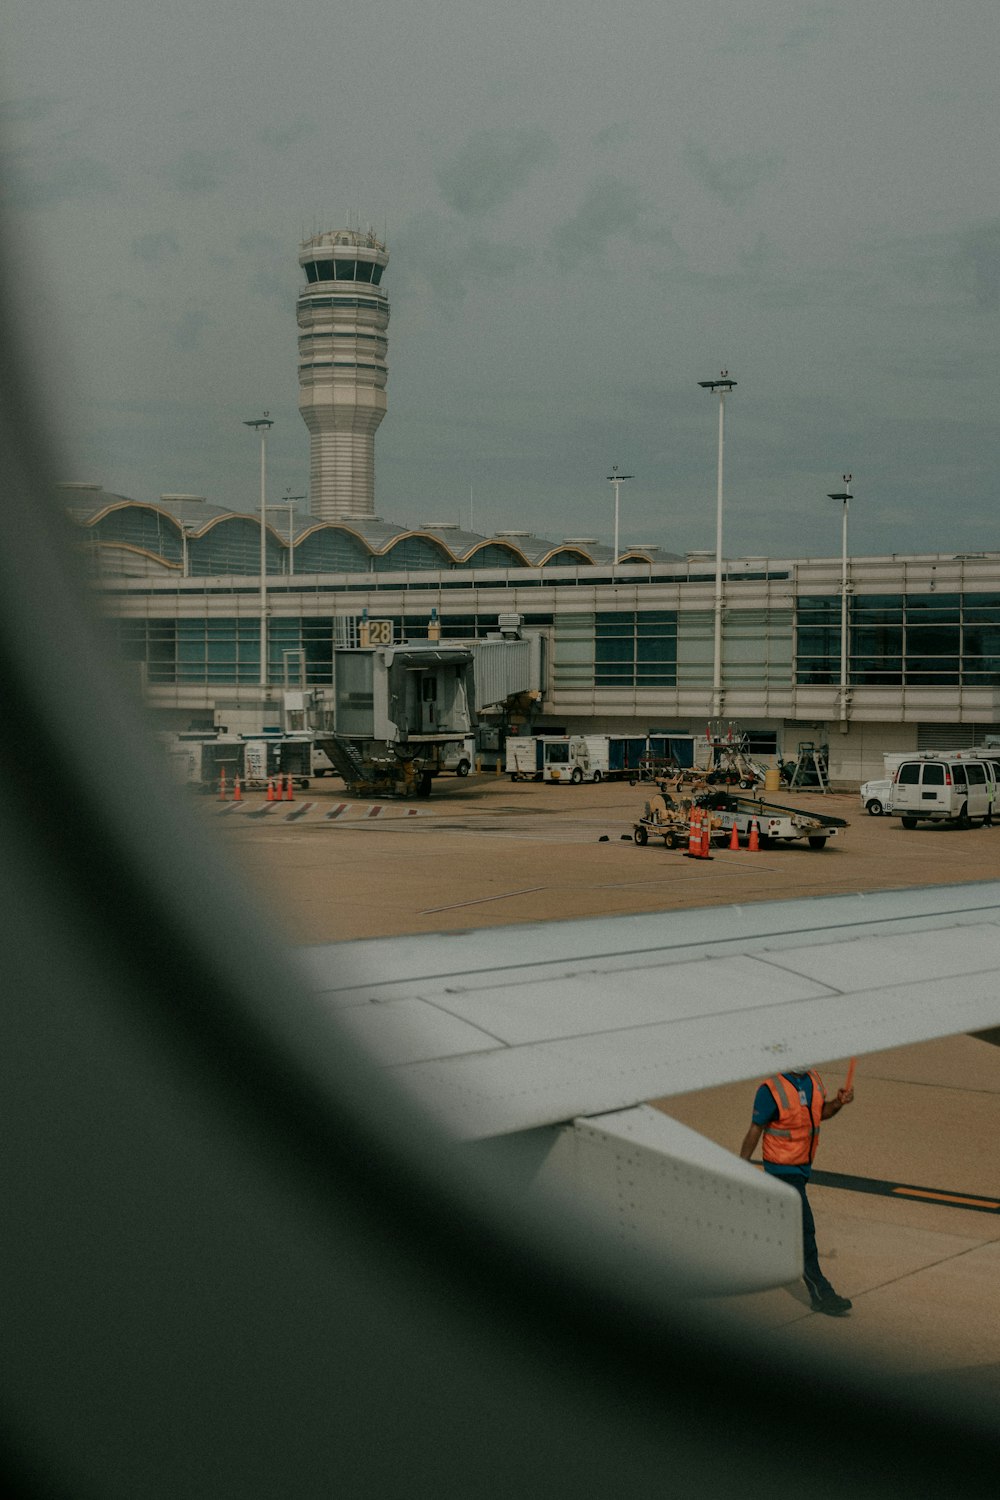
[952,764,967,786]
[921,764,945,785]
[967,764,986,785]
[897,764,920,784]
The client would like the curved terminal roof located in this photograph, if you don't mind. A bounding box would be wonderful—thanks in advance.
[62,486,679,576]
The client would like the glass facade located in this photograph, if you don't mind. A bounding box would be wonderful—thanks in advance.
[109,611,558,686]
[114,618,262,684]
[94,508,182,565]
[292,529,372,573]
[553,612,678,689]
[796,593,1000,686]
[303,259,385,285]
[595,611,677,687]
[187,519,285,577]
[268,618,336,684]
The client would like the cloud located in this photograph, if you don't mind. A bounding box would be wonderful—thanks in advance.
[436,127,556,216]
[551,175,647,270]
[160,149,236,196]
[0,94,60,125]
[258,116,316,152]
[171,310,211,350]
[466,237,536,277]
[958,223,1000,310]
[132,231,180,264]
[683,142,783,208]
[592,123,635,151]
[0,150,114,209]
[391,213,536,312]
[714,15,832,56]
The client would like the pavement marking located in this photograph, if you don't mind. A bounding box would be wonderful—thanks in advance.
[810,1169,1000,1215]
[282,802,315,822]
[421,886,547,914]
[210,799,425,822]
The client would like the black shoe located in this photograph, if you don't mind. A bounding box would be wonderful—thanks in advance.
[810,1292,852,1316]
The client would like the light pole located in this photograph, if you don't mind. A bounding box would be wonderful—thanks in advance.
[607,466,634,573]
[827,474,854,732]
[268,489,305,577]
[697,371,736,718]
[243,413,273,690]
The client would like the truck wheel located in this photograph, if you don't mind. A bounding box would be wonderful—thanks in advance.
[509,773,519,782]
[807,836,828,849]
[456,760,470,777]
[592,770,602,783]
[571,767,584,784]
[298,779,310,791]
[633,825,648,845]
[866,799,883,816]
[662,830,677,849]
[901,817,918,829]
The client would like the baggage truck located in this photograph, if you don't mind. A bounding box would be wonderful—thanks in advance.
[695,790,848,850]
[507,733,694,785]
[506,735,608,783]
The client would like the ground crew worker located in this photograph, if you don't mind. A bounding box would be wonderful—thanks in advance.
[740,1067,854,1316]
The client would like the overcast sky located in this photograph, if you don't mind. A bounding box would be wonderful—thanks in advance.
[3,0,998,560]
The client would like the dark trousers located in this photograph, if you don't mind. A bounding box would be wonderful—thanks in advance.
[784,1175,834,1302]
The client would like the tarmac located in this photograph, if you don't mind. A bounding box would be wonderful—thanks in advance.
[201,772,1000,1394]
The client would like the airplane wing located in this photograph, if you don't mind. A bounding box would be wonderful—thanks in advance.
[296,880,1000,1294]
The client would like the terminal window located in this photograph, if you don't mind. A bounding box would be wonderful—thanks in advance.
[795,593,1000,687]
[595,611,677,688]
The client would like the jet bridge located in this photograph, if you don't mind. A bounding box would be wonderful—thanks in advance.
[316,637,538,797]
[315,642,475,797]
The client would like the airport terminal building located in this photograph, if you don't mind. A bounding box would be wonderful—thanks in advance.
[67,482,1000,784]
[62,229,1000,783]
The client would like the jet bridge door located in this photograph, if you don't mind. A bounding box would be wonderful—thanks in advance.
[420,674,438,733]
[385,648,474,742]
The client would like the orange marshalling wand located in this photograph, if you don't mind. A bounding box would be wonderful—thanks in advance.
[845,1057,857,1092]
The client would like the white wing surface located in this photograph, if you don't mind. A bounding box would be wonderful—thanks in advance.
[298,881,1000,1139]
[296,881,1000,1293]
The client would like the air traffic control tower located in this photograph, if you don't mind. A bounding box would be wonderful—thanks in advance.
[297,229,389,520]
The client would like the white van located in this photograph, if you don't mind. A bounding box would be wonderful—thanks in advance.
[888,755,996,828]
[438,738,474,776]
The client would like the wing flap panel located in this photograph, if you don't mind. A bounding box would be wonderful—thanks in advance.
[531,1105,802,1295]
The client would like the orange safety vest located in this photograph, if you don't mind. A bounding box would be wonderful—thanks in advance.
[760,1070,826,1167]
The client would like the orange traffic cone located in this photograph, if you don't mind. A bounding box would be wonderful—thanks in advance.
[233,775,242,802]
[684,806,714,860]
[266,777,275,802]
[748,817,760,852]
[284,773,294,802]
[728,822,740,851]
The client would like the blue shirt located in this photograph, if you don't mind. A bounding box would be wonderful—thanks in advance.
[752,1071,815,1180]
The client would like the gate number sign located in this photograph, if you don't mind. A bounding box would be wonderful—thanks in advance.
[359,619,393,647]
